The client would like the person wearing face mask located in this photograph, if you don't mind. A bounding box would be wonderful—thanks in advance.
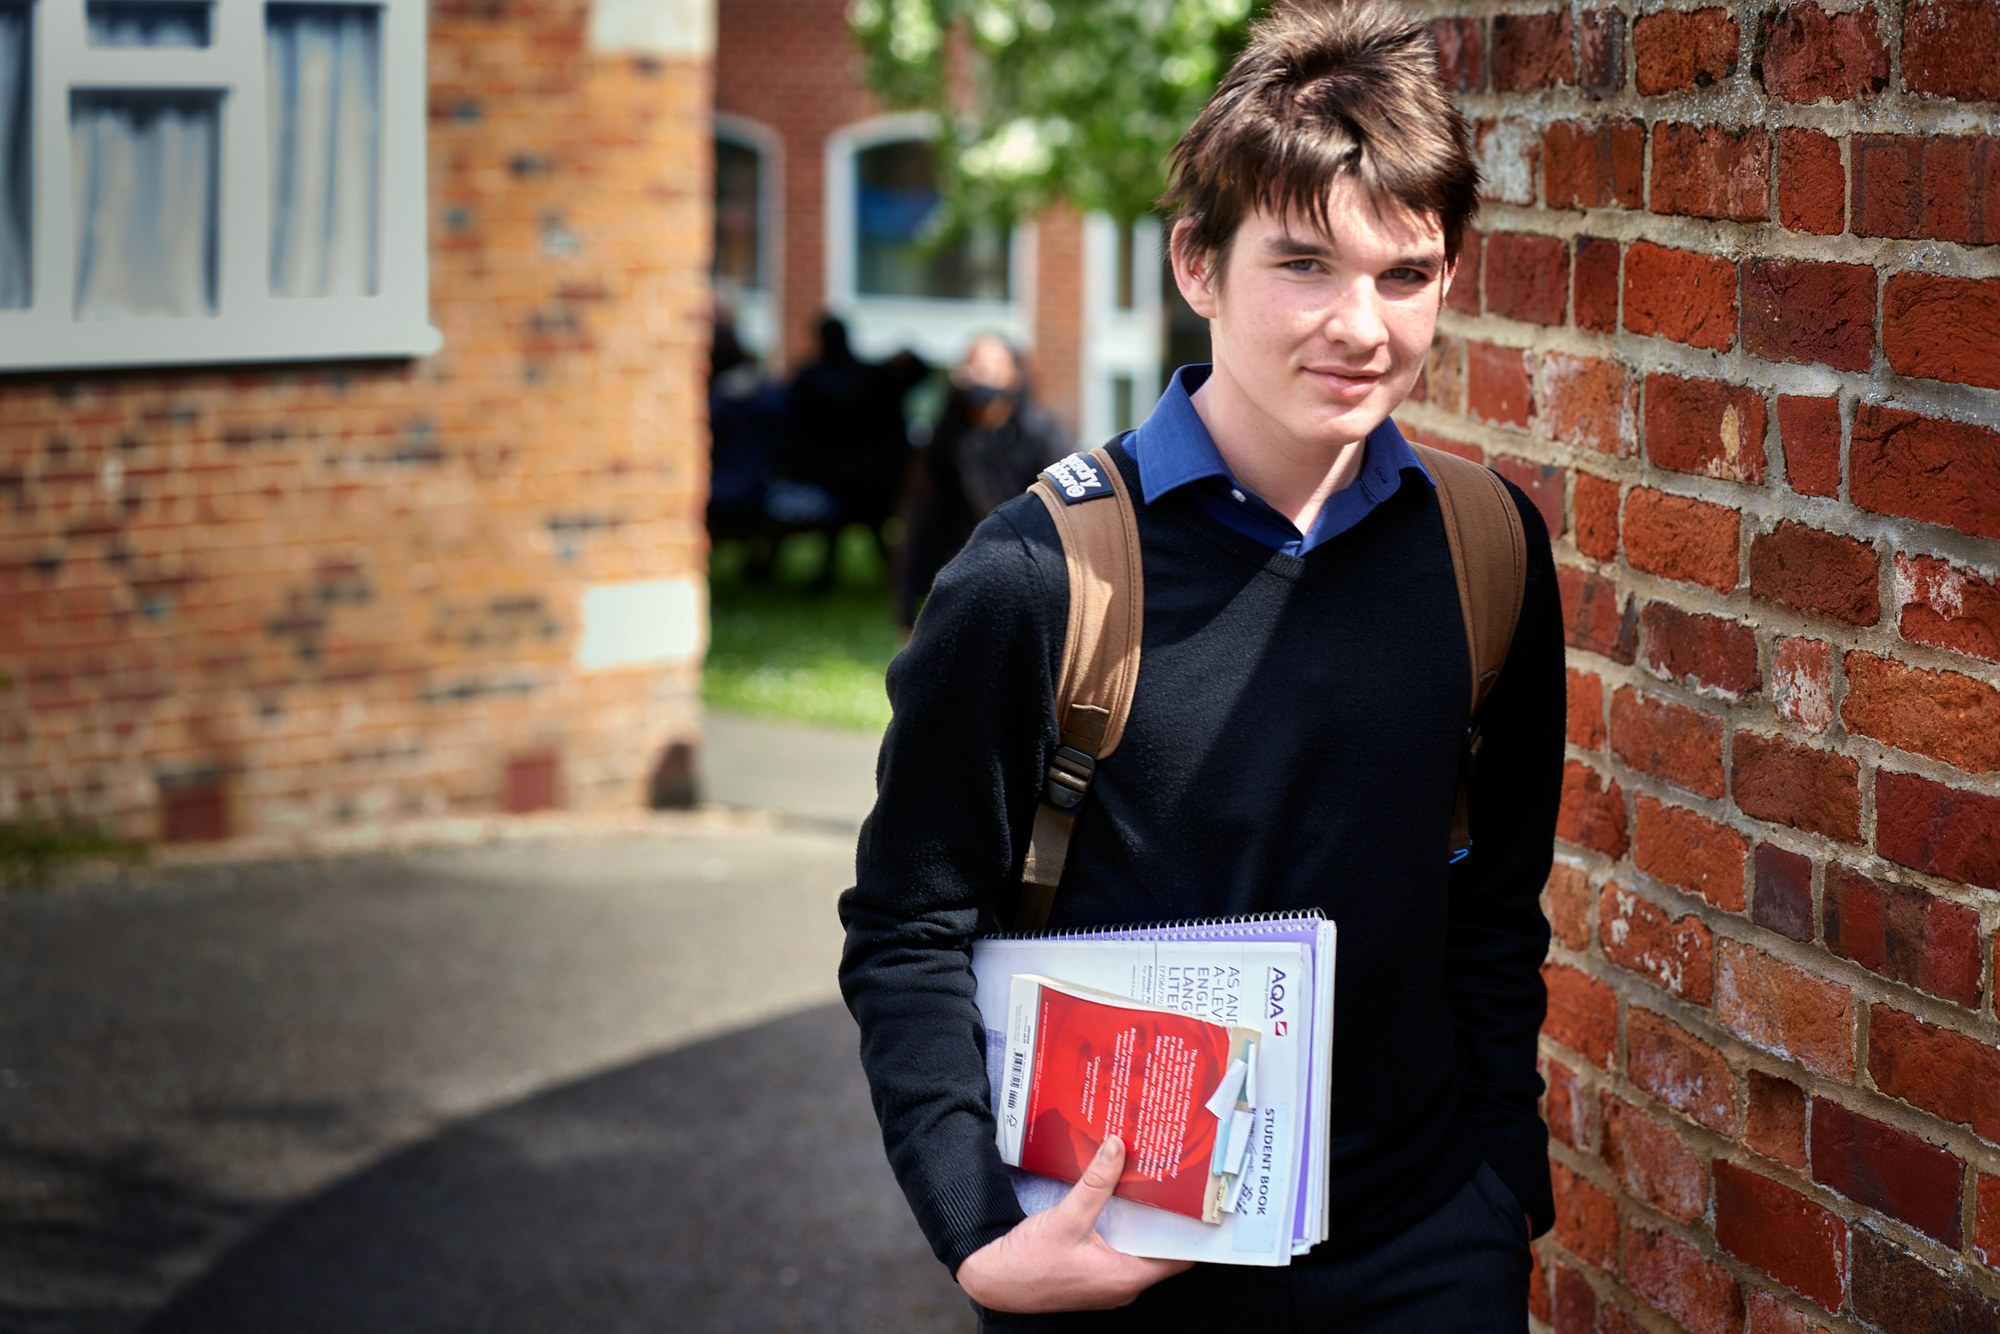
[898,333,1073,630]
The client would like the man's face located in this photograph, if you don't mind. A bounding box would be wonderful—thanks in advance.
[1173,177,1451,461]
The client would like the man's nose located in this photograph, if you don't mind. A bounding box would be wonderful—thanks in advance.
[1322,282,1387,349]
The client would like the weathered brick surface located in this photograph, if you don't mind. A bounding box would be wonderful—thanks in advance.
[1539,355,1637,458]
[1559,567,1639,664]
[1492,9,1576,90]
[1468,341,1534,427]
[1842,651,2000,773]
[1547,861,1595,949]
[1485,232,1571,325]
[1623,1223,1745,1333]
[1713,1159,1849,1311]
[1748,521,1880,625]
[1623,243,1738,351]
[1901,0,2000,101]
[1775,395,1841,499]
[1760,2,1891,104]
[1876,769,2000,890]
[1717,939,1856,1080]
[1624,489,1740,591]
[1741,260,1876,371]
[1869,1003,2000,1141]
[1640,602,1759,699]
[1732,731,1863,843]
[1604,1094,1706,1222]
[1633,8,1739,94]
[1748,1069,1810,1169]
[1850,1223,2000,1333]
[1544,121,1645,211]
[1777,128,1845,235]
[1573,236,1621,332]
[1752,842,1815,943]
[1573,474,1620,562]
[1553,1158,1619,1267]
[1610,687,1724,797]
[1634,795,1747,910]
[1546,959,1621,1067]
[1825,862,1983,1004]
[1600,881,1715,1002]
[1883,274,2000,391]
[1896,553,2000,663]
[1643,373,1766,483]
[1628,1006,1737,1133]
[1810,1098,1964,1245]
[1853,133,2000,244]
[1977,1173,2000,1268]
[1770,636,1834,733]
[1651,124,1771,222]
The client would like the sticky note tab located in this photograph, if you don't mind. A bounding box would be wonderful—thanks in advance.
[1225,1108,1256,1177]
[1205,1059,1248,1119]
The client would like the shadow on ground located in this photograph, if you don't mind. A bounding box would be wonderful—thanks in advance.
[139,1003,968,1334]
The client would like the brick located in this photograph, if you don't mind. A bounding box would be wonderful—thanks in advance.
[1447,231,1482,314]
[1552,1158,1618,1267]
[1717,938,1855,1080]
[1877,770,2000,890]
[1884,274,2000,392]
[1431,16,1485,93]
[1529,1246,1551,1324]
[1811,1098,1964,1245]
[1623,1223,1744,1334]
[1623,242,1736,351]
[1594,1300,1644,1334]
[1611,686,1725,798]
[1633,8,1740,94]
[1771,637,1834,733]
[1748,1069,1808,1168]
[1652,124,1771,222]
[1746,1289,1815,1334]
[1827,862,1983,1005]
[1492,10,1575,91]
[1641,603,1758,699]
[1644,373,1767,483]
[1552,1260,1594,1330]
[1545,1055,1596,1151]
[1628,1007,1737,1133]
[1853,405,2000,539]
[1493,459,1563,544]
[1604,1094,1706,1222]
[1742,260,1875,372]
[1776,395,1840,499]
[1896,552,2000,663]
[1543,121,1645,210]
[1753,842,1815,943]
[1480,117,1542,207]
[1545,959,1620,1069]
[1634,796,1747,911]
[1601,881,1715,1002]
[1748,521,1879,625]
[1843,651,2000,773]
[1714,1160,1848,1311]
[1559,566,1638,664]
[1851,1223,2000,1334]
[1547,861,1594,950]
[1573,236,1620,333]
[1902,0,2000,100]
[1485,232,1571,325]
[1579,8,1623,97]
[1541,354,1637,458]
[1559,761,1630,860]
[1624,489,1740,592]
[1759,2,1890,103]
[1978,1173,2000,1268]
[1573,474,1619,562]
[1416,331,1464,412]
[1777,128,1845,234]
[1854,133,2000,244]
[1868,1003,2000,1142]
[1732,731,1862,843]
[1467,341,1532,427]
[1567,668,1606,750]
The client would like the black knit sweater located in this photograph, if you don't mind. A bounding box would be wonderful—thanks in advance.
[838,441,1563,1276]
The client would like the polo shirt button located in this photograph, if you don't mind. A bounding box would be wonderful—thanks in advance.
[1230,488,1246,503]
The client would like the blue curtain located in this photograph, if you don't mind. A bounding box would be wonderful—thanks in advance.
[0,4,27,309]
[71,91,220,318]
[266,4,380,298]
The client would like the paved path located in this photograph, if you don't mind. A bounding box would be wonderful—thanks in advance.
[0,715,973,1333]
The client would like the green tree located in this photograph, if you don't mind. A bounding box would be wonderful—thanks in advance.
[847,0,1264,226]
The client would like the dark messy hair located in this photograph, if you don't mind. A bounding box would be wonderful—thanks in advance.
[1161,0,1480,274]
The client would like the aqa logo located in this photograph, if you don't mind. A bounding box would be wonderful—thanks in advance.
[1266,968,1288,1027]
[1274,1020,1289,1036]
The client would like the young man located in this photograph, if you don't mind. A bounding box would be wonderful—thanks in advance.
[839,3,1563,1327]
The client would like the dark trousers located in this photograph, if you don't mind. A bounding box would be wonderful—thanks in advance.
[975,1162,1531,1333]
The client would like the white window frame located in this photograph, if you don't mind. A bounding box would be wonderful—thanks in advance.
[1080,212,1163,442]
[824,110,1033,367]
[712,111,779,367]
[0,0,438,372]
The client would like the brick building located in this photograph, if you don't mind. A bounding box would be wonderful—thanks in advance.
[1393,2,2000,1330]
[711,0,1165,443]
[0,0,714,845]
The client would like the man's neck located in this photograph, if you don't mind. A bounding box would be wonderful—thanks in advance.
[1188,376,1370,535]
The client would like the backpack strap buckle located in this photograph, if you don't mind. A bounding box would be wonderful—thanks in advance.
[1041,745,1097,810]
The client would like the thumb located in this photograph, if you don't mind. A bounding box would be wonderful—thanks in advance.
[1056,1135,1126,1230]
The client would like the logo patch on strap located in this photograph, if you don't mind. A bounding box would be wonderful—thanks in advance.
[1042,452,1112,504]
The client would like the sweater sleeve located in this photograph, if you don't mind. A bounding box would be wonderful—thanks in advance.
[1446,481,1564,1238]
[836,501,1067,1273]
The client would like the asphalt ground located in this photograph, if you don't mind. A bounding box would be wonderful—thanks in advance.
[0,715,972,1334]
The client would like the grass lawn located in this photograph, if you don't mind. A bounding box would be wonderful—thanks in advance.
[702,527,905,732]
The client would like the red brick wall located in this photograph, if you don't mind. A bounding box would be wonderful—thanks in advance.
[1404,3,2000,1329]
[0,2,711,845]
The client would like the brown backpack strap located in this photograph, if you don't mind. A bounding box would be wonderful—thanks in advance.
[1014,443,1143,930]
[1412,444,1528,862]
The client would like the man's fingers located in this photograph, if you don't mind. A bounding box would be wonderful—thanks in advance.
[1055,1135,1126,1230]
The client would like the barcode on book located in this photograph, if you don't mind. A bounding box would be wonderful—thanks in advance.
[1006,1048,1027,1113]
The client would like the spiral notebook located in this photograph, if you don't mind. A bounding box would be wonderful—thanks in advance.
[970,910,1335,1266]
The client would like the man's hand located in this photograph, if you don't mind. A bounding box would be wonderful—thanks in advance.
[956,1136,1194,1314]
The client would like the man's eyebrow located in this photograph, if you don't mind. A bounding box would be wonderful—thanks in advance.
[1260,232,1446,271]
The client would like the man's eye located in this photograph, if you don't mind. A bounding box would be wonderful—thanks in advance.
[1385,267,1433,284]
[1282,258,1318,273]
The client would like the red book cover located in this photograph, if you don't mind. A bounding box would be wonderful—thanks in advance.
[996,974,1254,1222]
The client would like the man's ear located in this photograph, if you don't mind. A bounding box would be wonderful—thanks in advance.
[1438,258,1457,308]
[1170,218,1218,320]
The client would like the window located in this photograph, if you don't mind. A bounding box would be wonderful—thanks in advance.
[825,112,1030,366]
[0,0,435,372]
[712,113,778,363]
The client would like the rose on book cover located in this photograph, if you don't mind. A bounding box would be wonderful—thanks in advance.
[1000,975,1255,1223]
